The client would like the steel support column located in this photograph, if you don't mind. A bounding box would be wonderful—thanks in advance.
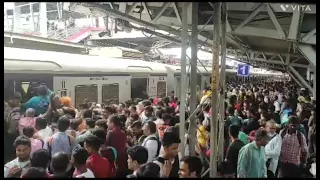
[288,72,303,87]
[29,3,35,31]
[298,45,316,68]
[179,2,189,158]
[289,66,312,92]
[210,2,221,178]
[188,2,198,157]
[13,3,21,32]
[39,2,48,37]
[218,2,227,164]
[313,71,316,100]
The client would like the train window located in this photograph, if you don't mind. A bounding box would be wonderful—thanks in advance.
[157,81,167,98]
[102,83,119,105]
[75,84,98,108]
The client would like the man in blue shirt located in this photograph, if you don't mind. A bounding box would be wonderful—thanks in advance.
[23,85,50,116]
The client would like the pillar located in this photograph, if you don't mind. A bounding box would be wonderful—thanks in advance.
[13,3,21,32]
[39,2,48,37]
[313,71,316,100]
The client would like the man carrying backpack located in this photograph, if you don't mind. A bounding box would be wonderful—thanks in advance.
[141,121,161,162]
[278,116,307,178]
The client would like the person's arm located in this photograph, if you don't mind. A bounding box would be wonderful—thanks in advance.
[237,147,250,178]
[308,116,314,127]
[23,97,35,110]
[145,139,158,162]
[7,112,20,135]
[265,135,282,159]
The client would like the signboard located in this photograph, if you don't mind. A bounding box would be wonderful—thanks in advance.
[237,64,250,76]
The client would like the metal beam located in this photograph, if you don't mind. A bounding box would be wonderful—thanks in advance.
[302,28,316,41]
[234,3,264,31]
[266,4,286,39]
[189,2,198,157]
[298,44,316,67]
[238,55,309,68]
[288,71,303,87]
[126,2,138,14]
[313,71,316,100]
[151,2,171,23]
[210,2,221,178]
[287,10,301,41]
[173,2,182,24]
[179,2,188,158]
[288,66,312,91]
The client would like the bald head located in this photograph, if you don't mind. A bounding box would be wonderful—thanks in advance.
[26,108,36,117]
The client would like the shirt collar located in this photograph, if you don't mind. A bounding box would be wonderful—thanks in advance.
[253,141,260,149]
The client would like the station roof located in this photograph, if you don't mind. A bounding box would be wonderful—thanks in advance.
[64,2,316,74]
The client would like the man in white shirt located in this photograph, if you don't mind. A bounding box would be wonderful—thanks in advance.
[4,136,31,178]
[142,121,160,162]
[34,117,53,141]
[265,120,282,177]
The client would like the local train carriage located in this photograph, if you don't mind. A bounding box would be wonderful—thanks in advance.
[4,47,282,107]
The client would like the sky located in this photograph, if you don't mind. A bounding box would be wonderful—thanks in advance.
[4,2,14,9]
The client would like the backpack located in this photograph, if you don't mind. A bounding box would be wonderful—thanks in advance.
[280,128,307,164]
[145,136,161,158]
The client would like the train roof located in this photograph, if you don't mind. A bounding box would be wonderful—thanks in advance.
[4,47,168,75]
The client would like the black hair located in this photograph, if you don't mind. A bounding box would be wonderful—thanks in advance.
[30,149,50,169]
[109,115,121,127]
[155,108,165,119]
[288,115,299,125]
[144,105,154,113]
[91,128,106,143]
[164,106,174,114]
[72,147,89,165]
[23,126,35,138]
[162,131,181,147]
[104,106,114,114]
[142,100,152,107]
[70,119,81,131]
[145,121,157,134]
[63,108,76,119]
[82,109,92,118]
[229,125,240,139]
[21,167,47,178]
[131,120,142,129]
[51,152,70,173]
[255,129,268,141]
[202,103,211,112]
[136,162,160,178]
[130,113,140,121]
[84,134,103,151]
[162,97,170,105]
[127,146,149,165]
[227,106,235,115]
[14,135,31,147]
[95,119,108,130]
[57,116,70,132]
[162,113,171,122]
[130,105,137,111]
[85,118,96,129]
[35,117,47,129]
[181,156,203,177]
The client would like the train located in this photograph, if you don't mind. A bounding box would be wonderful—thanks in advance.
[4,47,282,107]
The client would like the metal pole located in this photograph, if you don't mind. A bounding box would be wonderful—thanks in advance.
[179,2,189,158]
[313,69,316,100]
[210,2,221,178]
[29,3,35,31]
[189,2,198,156]
[218,2,227,164]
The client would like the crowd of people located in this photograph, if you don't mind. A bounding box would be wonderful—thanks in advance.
[3,78,316,178]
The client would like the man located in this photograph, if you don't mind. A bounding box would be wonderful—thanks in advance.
[106,115,127,177]
[141,105,156,124]
[50,152,72,177]
[4,136,31,178]
[85,134,113,178]
[153,131,181,178]
[23,85,50,116]
[224,125,245,176]
[76,118,96,145]
[71,147,95,178]
[130,121,146,145]
[34,117,53,141]
[237,129,269,178]
[179,156,203,178]
[126,146,149,178]
[278,116,307,178]
[265,120,282,177]
[5,93,22,163]
[30,149,50,170]
[141,121,161,162]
